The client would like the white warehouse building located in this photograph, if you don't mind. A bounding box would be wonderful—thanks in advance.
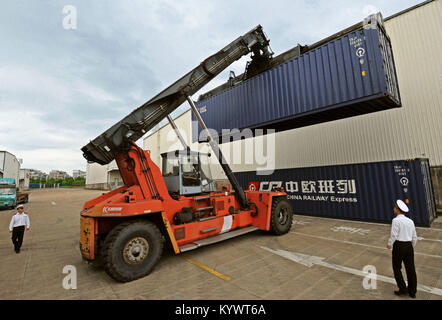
[86,0,442,212]
[0,150,21,188]
[19,169,30,190]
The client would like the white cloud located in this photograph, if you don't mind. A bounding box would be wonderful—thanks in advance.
[0,65,71,100]
[0,107,88,149]
[74,81,122,103]
[10,148,86,174]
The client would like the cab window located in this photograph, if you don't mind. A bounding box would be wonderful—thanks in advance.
[181,155,200,186]
[163,158,179,176]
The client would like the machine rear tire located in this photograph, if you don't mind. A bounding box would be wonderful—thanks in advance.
[269,197,293,235]
[102,220,164,282]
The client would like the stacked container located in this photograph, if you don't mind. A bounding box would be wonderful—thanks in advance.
[235,159,436,227]
[194,13,401,143]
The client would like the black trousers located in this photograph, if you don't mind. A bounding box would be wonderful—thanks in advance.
[11,226,25,251]
[392,241,417,295]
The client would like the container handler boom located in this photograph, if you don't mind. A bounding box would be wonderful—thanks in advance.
[81,25,272,166]
[80,26,293,282]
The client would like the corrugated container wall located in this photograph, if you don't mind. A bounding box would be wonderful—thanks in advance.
[194,14,401,143]
[235,159,437,227]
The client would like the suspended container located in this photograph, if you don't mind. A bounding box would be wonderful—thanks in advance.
[235,159,436,227]
[193,13,401,143]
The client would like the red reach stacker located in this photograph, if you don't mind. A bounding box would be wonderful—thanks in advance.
[80,26,293,282]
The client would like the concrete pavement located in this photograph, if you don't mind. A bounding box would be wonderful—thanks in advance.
[1,188,441,300]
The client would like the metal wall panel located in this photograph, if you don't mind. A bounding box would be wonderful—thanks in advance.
[0,152,4,174]
[19,169,30,190]
[86,162,108,185]
[381,0,442,166]
[236,159,436,227]
[143,111,193,168]
[87,107,193,185]
[0,152,20,187]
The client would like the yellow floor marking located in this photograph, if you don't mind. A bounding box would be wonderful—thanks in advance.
[182,256,231,281]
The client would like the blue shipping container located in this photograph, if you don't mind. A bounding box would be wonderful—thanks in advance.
[235,159,436,227]
[194,14,401,143]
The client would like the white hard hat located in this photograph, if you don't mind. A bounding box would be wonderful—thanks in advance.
[396,200,409,213]
[16,204,24,209]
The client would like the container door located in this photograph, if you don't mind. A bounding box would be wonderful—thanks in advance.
[377,24,400,104]
[420,159,437,223]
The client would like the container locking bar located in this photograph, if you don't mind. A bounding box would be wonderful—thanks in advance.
[187,96,249,209]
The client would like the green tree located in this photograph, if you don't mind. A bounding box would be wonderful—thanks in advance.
[72,176,85,187]
[62,177,74,186]
[47,178,55,187]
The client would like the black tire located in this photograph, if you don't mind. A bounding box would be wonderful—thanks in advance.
[269,197,293,235]
[101,220,164,282]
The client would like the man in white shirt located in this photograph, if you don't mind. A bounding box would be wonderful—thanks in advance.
[9,204,31,253]
[386,199,418,298]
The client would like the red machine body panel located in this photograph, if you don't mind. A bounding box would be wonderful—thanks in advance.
[80,146,285,260]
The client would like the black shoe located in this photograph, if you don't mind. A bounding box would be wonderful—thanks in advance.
[15,250,19,254]
[409,293,416,299]
[394,290,407,296]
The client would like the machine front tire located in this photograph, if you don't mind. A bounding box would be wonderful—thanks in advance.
[102,220,164,282]
[269,197,293,235]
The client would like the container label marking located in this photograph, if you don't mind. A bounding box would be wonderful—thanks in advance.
[400,177,409,186]
[349,36,365,48]
[356,47,366,58]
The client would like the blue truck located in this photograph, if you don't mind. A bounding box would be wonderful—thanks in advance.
[0,178,29,209]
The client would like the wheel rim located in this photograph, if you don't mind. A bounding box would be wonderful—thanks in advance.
[278,207,289,225]
[123,237,149,265]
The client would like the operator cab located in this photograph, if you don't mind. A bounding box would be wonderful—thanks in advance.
[161,149,213,196]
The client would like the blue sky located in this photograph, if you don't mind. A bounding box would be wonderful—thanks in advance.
[0,0,423,174]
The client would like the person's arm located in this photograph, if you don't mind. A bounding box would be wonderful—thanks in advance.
[387,219,399,249]
[412,223,417,247]
[25,215,30,230]
[9,216,14,232]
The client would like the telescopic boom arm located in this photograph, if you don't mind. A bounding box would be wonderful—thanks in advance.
[81,25,272,166]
